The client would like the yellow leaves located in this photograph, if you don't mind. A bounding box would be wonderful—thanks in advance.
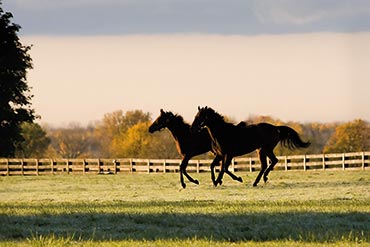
[324,119,370,153]
[111,122,152,157]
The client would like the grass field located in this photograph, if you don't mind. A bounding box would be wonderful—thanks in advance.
[0,170,369,246]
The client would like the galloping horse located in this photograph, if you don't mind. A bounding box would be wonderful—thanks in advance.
[149,109,226,188]
[191,106,310,186]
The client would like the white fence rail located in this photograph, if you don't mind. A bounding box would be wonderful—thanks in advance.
[0,151,369,176]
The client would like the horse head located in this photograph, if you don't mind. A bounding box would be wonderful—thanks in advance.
[149,109,175,133]
[191,106,211,133]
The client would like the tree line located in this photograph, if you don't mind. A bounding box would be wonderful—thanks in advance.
[13,109,370,159]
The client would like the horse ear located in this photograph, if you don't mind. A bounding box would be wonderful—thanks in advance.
[198,106,200,111]
[160,109,164,114]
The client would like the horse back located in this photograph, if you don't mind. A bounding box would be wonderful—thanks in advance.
[213,124,260,156]
[230,123,279,155]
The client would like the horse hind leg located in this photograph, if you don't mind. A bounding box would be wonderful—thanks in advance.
[179,160,186,189]
[253,150,268,187]
[224,158,243,183]
[263,151,278,183]
[216,155,243,185]
[225,170,243,183]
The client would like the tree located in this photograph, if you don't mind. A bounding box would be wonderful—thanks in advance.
[110,121,179,158]
[0,2,36,157]
[111,122,153,157]
[301,122,337,154]
[47,124,97,158]
[15,122,50,158]
[324,119,370,153]
[94,109,151,156]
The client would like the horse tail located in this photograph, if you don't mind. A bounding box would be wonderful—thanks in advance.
[278,126,310,149]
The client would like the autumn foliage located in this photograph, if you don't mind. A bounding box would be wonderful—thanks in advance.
[15,110,370,159]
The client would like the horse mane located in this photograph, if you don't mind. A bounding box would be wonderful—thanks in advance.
[174,114,188,125]
[205,107,245,128]
[168,111,191,129]
[205,107,225,122]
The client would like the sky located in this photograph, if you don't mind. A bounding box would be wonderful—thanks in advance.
[3,0,370,126]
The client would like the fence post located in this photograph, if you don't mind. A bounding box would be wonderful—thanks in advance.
[50,159,54,175]
[111,159,115,174]
[5,159,9,176]
[342,153,345,170]
[303,155,306,171]
[322,154,326,170]
[82,159,85,175]
[231,159,235,172]
[284,156,288,171]
[249,157,252,172]
[21,159,24,176]
[197,160,200,173]
[66,159,69,174]
[114,159,118,174]
[129,159,133,173]
[35,159,39,176]
[147,159,150,174]
[96,159,100,174]
[163,160,166,173]
[362,152,365,170]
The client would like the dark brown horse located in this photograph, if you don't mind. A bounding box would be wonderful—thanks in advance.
[191,106,310,186]
[149,109,225,188]
[149,109,222,188]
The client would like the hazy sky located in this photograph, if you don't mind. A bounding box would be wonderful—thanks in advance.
[3,0,370,126]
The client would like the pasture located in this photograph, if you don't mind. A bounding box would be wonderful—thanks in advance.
[0,170,369,246]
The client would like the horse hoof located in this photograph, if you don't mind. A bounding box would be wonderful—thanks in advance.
[253,183,258,187]
[237,177,243,183]
[181,183,186,189]
[263,177,268,183]
[194,180,199,185]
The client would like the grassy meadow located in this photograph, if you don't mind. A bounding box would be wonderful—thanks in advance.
[0,170,369,246]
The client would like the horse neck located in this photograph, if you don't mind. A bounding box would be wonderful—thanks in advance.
[166,121,190,143]
[205,118,229,142]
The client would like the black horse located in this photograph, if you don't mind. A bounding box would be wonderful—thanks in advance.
[191,106,310,187]
[149,109,225,188]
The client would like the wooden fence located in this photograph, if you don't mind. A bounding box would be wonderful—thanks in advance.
[0,151,369,176]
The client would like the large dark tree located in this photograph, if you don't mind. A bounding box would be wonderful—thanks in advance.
[0,2,36,157]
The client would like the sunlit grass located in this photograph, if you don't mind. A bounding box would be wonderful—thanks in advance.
[0,170,369,246]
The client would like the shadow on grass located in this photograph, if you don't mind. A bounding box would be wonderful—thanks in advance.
[0,201,369,243]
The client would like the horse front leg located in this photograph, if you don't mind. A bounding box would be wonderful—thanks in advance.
[210,155,222,186]
[215,155,232,186]
[180,156,199,189]
[215,169,224,186]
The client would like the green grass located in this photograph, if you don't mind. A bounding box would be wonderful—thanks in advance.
[0,170,369,246]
